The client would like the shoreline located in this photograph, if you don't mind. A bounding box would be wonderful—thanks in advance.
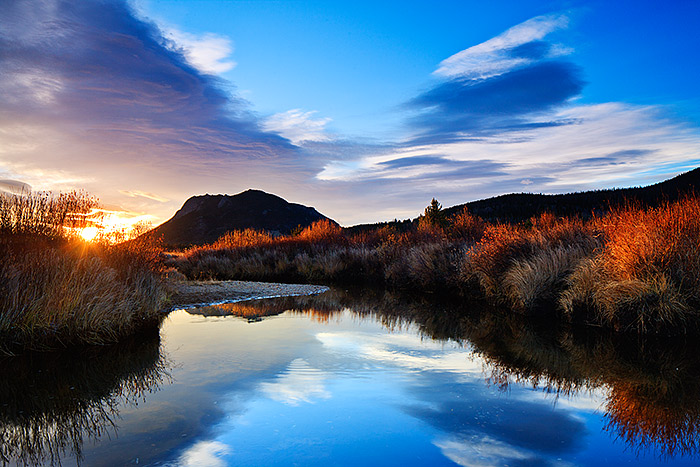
[168,280,330,311]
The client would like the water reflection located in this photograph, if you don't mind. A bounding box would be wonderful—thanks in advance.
[0,331,170,466]
[3,289,699,465]
[192,288,700,460]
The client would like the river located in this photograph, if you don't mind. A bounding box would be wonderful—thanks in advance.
[2,288,699,466]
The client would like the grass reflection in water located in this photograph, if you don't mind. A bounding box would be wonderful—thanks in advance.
[0,330,170,466]
[190,288,700,460]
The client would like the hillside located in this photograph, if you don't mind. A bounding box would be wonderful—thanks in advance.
[147,190,335,246]
[444,167,700,222]
[346,167,700,233]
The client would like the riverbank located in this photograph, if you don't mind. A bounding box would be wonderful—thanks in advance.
[169,194,700,335]
[169,279,329,309]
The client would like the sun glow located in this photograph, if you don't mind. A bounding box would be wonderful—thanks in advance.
[74,209,154,243]
[79,226,99,242]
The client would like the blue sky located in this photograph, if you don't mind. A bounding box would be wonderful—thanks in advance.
[1,0,699,225]
[141,0,700,134]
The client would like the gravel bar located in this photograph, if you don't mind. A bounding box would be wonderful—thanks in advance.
[169,280,329,310]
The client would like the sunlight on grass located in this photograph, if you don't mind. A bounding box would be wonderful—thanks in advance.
[0,190,167,353]
[169,195,700,334]
[72,208,154,244]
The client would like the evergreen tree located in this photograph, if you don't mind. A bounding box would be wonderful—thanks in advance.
[422,198,447,228]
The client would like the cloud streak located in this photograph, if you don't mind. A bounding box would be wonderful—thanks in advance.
[164,28,237,75]
[307,13,699,223]
[263,109,332,144]
[435,14,570,80]
[408,61,584,141]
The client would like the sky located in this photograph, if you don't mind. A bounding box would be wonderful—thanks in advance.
[1,0,699,226]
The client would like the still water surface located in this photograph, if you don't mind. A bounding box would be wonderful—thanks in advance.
[2,289,699,466]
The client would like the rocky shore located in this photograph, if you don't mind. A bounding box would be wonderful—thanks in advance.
[169,280,329,309]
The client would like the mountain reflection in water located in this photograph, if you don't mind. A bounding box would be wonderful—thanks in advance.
[0,331,170,466]
[2,288,700,465]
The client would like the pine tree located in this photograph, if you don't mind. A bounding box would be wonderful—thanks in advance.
[422,198,447,228]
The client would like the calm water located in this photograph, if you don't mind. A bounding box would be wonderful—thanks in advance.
[2,289,700,466]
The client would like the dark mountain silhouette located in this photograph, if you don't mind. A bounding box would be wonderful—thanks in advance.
[444,167,700,223]
[148,190,334,246]
[346,167,700,233]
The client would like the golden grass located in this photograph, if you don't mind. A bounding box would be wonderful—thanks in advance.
[0,191,168,353]
[562,195,700,332]
[170,196,700,334]
[0,190,96,238]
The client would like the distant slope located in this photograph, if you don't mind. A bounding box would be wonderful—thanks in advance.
[443,167,700,223]
[346,167,700,233]
[148,189,335,246]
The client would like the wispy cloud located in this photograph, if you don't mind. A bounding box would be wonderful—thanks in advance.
[259,358,331,406]
[435,14,570,79]
[405,14,582,144]
[316,331,483,377]
[164,28,237,75]
[435,435,535,467]
[0,2,697,227]
[179,440,232,467]
[0,0,298,223]
[119,190,170,202]
[263,109,332,144]
[408,61,584,141]
[0,179,31,195]
[309,13,700,224]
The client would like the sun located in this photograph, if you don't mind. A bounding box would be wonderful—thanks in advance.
[79,226,100,242]
[70,208,154,243]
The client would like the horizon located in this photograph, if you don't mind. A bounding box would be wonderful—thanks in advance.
[1,0,699,229]
[162,165,698,228]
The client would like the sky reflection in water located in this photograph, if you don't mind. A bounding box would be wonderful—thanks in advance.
[5,291,700,466]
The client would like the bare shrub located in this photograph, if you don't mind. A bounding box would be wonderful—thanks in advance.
[503,242,597,314]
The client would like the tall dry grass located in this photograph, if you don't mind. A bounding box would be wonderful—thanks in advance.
[562,195,700,332]
[0,191,168,353]
[0,190,95,239]
[170,196,700,334]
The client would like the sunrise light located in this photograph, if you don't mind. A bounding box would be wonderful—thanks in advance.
[74,208,154,243]
[79,226,99,242]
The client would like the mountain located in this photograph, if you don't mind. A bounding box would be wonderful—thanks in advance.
[443,167,700,223]
[148,190,334,246]
[346,167,700,233]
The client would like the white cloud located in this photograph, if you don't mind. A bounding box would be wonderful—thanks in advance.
[165,29,236,74]
[260,358,331,406]
[3,71,63,105]
[178,440,232,467]
[435,435,534,467]
[0,179,31,195]
[263,109,332,144]
[435,14,570,80]
[316,103,700,194]
[317,331,481,378]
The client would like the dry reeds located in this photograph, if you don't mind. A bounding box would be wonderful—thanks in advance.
[0,191,168,353]
[562,195,700,332]
[170,196,700,334]
[0,190,96,239]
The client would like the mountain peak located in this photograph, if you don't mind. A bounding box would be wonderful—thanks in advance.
[150,190,334,246]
